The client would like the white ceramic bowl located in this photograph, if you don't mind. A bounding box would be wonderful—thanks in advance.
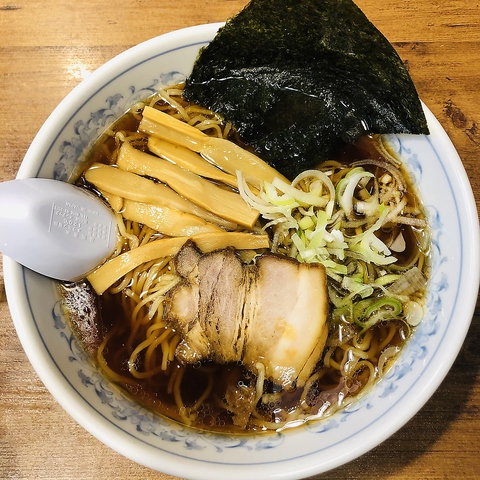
[4,23,480,480]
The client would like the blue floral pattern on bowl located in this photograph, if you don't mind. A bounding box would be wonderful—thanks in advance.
[48,80,446,450]
[53,72,186,181]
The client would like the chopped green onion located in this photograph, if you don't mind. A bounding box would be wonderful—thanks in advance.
[336,167,374,215]
[273,177,328,208]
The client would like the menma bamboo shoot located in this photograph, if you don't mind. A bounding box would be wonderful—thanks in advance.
[84,163,237,230]
[87,232,270,294]
[140,106,289,185]
[116,142,259,228]
[121,199,222,237]
[147,136,238,189]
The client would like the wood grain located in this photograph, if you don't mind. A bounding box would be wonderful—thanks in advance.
[1,0,479,478]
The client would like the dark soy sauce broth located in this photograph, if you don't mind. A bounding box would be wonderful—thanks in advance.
[60,121,427,433]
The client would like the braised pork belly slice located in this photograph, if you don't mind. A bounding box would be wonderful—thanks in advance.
[163,240,328,389]
[242,254,329,389]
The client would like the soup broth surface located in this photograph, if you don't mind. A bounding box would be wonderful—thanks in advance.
[60,89,430,433]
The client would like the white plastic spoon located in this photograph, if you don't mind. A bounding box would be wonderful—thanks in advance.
[0,178,117,281]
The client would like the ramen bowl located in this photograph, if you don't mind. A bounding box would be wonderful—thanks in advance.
[4,23,479,479]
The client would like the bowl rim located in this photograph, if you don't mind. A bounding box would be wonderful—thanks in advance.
[4,22,480,479]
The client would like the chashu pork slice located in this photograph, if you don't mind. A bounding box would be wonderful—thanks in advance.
[242,254,328,390]
[163,240,328,389]
[165,241,248,364]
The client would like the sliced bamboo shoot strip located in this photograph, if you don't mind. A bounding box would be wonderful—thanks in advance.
[116,143,259,229]
[84,163,237,230]
[140,106,290,185]
[121,199,222,237]
[98,188,123,212]
[147,136,238,189]
[87,232,270,294]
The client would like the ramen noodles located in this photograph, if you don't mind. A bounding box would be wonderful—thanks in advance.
[60,83,430,433]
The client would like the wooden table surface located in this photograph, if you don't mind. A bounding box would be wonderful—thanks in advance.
[1,1,479,478]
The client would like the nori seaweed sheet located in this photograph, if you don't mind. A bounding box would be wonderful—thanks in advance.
[183,0,429,180]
